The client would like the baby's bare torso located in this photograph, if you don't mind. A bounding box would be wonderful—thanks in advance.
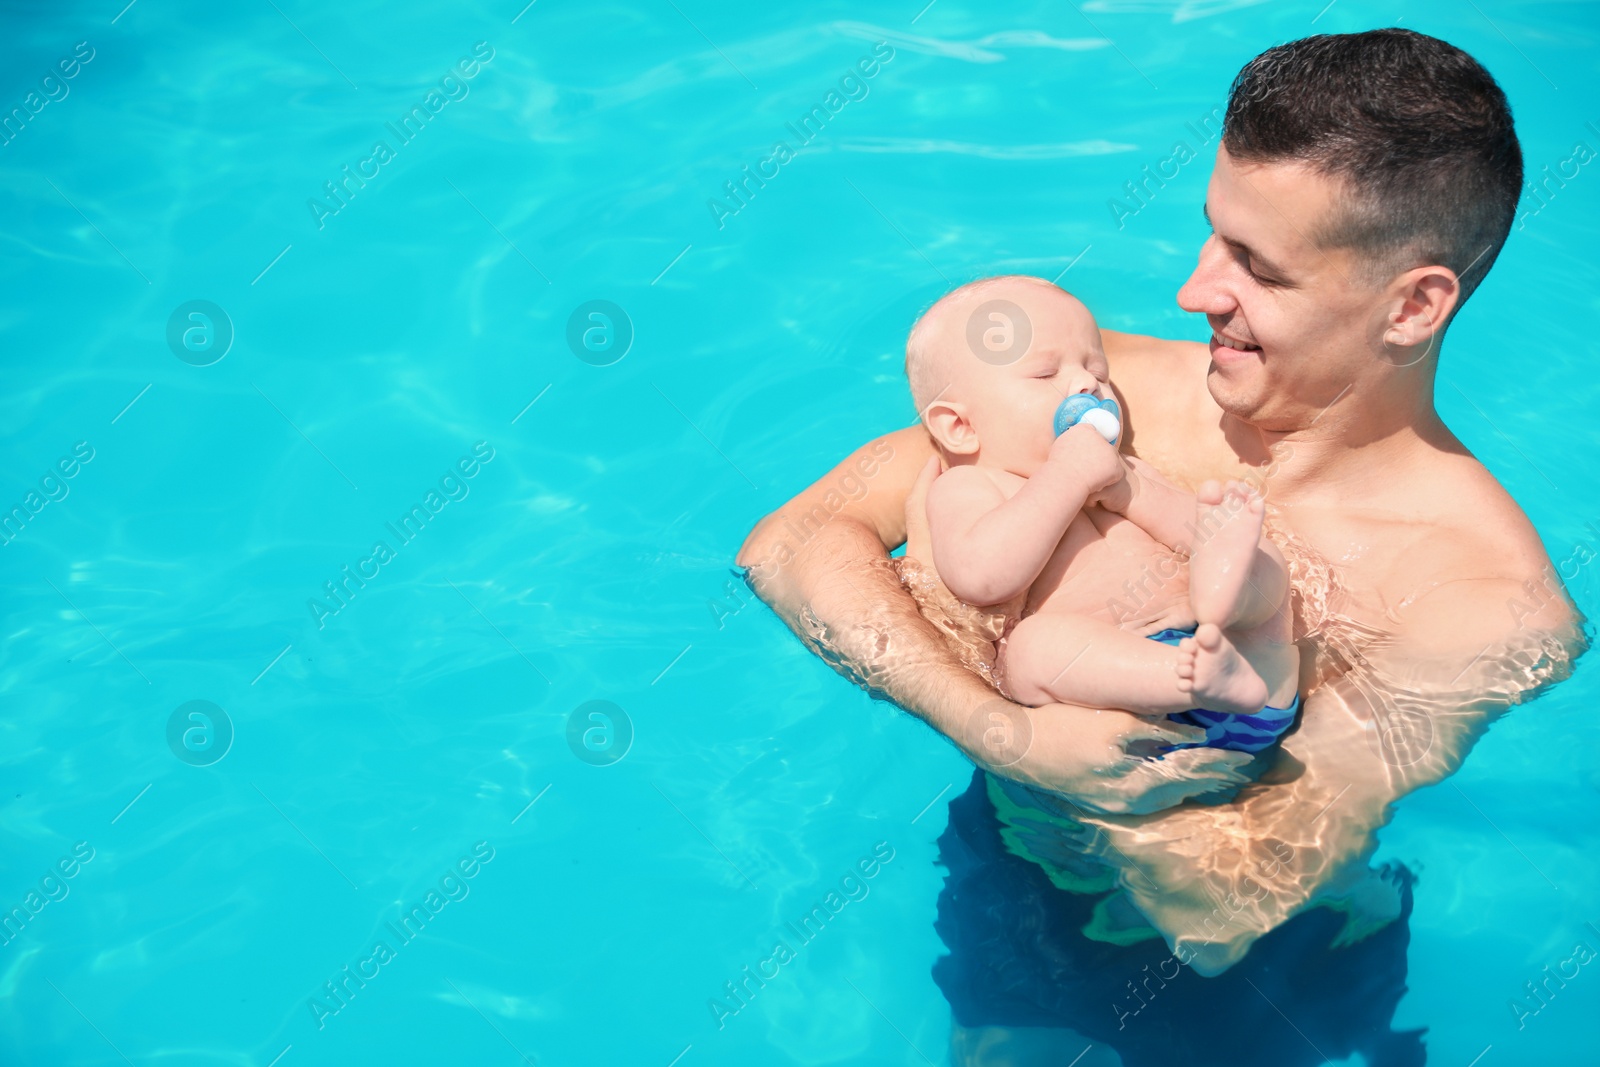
[983,468,1193,634]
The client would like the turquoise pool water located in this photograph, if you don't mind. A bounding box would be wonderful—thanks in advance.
[3,1,1598,1063]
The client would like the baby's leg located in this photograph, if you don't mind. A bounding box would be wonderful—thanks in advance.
[1189,480,1288,630]
[1003,612,1209,715]
[1187,480,1299,709]
[1173,624,1280,715]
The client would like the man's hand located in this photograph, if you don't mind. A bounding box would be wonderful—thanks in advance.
[1006,704,1254,814]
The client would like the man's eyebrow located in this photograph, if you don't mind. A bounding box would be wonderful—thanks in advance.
[1203,199,1292,275]
[1202,202,1291,278]
[1221,235,1291,278]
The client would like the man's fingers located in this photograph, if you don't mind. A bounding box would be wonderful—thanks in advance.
[1085,747,1252,815]
[1155,745,1253,784]
[903,455,942,568]
[1065,769,1182,816]
[1118,717,1255,788]
[1119,715,1209,753]
[907,454,940,513]
[1133,717,1208,745]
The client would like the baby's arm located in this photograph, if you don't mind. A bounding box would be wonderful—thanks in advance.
[926,424,1123,607]
[1096,455,1206,554]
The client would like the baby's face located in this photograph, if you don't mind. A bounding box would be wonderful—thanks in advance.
[945,285,1111,476]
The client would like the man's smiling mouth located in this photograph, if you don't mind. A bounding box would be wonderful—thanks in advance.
[1213,333,1262,352]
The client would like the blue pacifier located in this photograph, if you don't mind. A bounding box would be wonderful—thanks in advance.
[1053,394,1121,443]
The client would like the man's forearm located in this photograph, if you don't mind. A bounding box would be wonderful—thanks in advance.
[1088,750,1390,974]
[740,510,1009,766]
[1083,604,1582,974]
[1081,681,1398,976]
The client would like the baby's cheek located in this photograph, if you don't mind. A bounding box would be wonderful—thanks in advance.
[1033,406,1060,452]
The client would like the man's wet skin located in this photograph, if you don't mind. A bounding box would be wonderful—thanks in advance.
[897,144,1581,971]
[738,32,1584,1067]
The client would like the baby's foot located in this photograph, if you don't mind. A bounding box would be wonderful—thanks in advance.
[1177,623,1269,715]
[1190,480,1266,628]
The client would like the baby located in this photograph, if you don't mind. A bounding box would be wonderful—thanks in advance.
[909,275,1299,752]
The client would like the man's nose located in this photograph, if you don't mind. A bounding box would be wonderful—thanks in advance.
[1177,236,1236,316]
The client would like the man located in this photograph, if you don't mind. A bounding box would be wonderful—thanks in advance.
[739,28,1583,1066]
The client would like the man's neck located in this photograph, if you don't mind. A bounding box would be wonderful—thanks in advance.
[1243,373,1458,505]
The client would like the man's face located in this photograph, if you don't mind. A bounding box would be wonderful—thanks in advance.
[1177,146,1389,432]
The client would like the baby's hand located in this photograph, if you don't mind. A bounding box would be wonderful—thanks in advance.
[1089,461,1134,513]
[1049,422,1125,493]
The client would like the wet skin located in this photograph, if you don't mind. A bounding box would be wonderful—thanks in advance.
[738,146,1584,977]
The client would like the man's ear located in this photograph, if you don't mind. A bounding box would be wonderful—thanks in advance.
[922,398,979,455]
[1378,265,1460,362]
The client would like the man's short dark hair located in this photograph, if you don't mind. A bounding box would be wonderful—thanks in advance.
[1222,29,1522,310]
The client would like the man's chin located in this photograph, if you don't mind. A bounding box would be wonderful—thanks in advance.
[1205,363,1266,420]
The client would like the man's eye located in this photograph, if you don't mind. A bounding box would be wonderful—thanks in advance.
[1233,248,1277,286]
[1245,261,1281,287]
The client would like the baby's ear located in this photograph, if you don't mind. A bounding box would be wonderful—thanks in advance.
[922,398,979,455]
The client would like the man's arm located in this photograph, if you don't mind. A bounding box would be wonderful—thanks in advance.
[737,426,1255,813]
[1080,576,1584,974]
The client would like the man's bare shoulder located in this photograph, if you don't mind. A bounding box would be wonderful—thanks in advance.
[1100,329,1231,477]
[1101,330,1211,413]
[1102,329,1209,383]
[1381,449,1582,650]
[1397,450,1551,578]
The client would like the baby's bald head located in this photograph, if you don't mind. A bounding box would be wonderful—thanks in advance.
[905,275,1091,416]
